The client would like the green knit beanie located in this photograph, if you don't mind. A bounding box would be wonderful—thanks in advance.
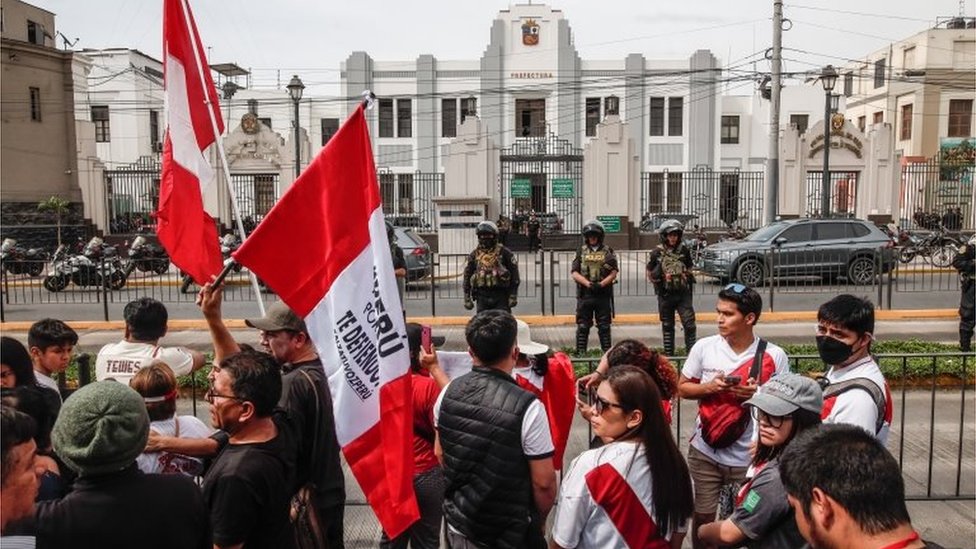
[51,381,149,477]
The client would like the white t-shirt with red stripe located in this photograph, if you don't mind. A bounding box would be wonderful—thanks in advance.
[822,356,892,444]
[551,440,686,549]
[681,335,790,467]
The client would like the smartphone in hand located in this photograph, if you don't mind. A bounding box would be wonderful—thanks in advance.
[724,375,742,385]
[421,325,433,354]
[577,380,592,404]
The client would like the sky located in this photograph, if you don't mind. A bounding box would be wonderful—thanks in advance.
[34,0,974,96]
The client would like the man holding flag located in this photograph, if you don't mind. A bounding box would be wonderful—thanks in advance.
[233,103,420,539]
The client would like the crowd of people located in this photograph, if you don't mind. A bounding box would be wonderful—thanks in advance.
[0,239,955,549]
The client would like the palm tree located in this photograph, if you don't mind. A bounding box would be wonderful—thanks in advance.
[37,196,71,247]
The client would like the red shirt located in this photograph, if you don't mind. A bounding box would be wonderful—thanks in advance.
[412,373,441,474]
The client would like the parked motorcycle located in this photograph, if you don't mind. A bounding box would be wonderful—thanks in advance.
[895,226,959,268]
[720,223,748,242]
[684,225,708,267]
[124,236,170,276]
[179,233,242,293]
[0,238,47,276]
[43,237,128,292]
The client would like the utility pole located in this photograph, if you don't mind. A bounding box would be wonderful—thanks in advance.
[764,0,783,224]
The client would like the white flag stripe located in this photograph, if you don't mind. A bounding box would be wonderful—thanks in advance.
[163,53,215,191]
[307,209,410,446]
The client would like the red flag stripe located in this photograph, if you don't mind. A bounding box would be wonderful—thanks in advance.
[585,463,669,549]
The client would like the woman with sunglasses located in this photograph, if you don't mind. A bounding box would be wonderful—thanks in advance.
[698,373,823,548]
[551,366,693,549]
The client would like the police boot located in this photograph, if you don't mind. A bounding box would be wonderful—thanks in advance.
[576,325,590,355]
[962,330,973,353]
[684,326,697,356]
[662,325,676,357]
[597,324,612,353]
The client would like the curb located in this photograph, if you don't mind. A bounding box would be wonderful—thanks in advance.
[0,309,959,332]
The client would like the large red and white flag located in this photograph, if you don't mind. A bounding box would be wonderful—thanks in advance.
[233,105,419,537]
[156,0,223,284]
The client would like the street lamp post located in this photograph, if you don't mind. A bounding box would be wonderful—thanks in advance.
[286,74,305,179]
[820,65,838,218]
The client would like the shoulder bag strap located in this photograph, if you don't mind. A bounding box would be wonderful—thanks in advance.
[749,339,768,383]
[297,369,322,483]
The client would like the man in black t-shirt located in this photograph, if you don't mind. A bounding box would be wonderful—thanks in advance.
[203,350,296,549]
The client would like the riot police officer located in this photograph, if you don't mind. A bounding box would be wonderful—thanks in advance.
[463,221,520,313]
[646,219,697,356]
[571,220,619,354]
[952,234,975,352]
[526,212,541,251]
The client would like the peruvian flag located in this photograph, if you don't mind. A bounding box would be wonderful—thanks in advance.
[156,0,223,284]
[514,352,577,471]
[233,105,419,537]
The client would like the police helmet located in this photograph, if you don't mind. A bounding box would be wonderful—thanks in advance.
[476,221,499,236]
[658,219,684,237]
[582,220,605,239]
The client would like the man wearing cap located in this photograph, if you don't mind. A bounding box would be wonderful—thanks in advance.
[34,382,210,548]
[698,373,823,549]
[202,284,347,549]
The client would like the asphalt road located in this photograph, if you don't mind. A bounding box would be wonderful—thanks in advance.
[0,254,963,322]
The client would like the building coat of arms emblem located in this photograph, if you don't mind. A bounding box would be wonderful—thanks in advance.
[522,18,540,46]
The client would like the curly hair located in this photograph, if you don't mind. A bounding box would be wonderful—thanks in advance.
[605,339,677,401]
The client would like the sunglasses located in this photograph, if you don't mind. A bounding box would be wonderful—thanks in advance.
[724,283,748,294]
[593,395,627,415]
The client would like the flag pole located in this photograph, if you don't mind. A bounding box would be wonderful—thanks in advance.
[177,0,265,315]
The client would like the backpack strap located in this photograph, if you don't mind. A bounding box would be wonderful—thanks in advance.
[749,339,768,382]
[820,377,886,434]
[297,368,323,485]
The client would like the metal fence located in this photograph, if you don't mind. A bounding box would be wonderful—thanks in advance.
[104,156,161,235]
[640,168,765,230]
[58,352,973,503]
[573,352,975,501]
[378,170,442,232]
[899,151,974,232]
[2,244,962,321]
[804,170,859,219]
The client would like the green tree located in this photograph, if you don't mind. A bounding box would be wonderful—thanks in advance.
[37,196,71,247]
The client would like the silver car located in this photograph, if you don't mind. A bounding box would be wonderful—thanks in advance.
[700,218,897,286]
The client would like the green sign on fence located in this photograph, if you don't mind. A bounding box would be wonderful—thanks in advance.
[511,178,531,198]
[596,215,622,233]
[552,178,575,198]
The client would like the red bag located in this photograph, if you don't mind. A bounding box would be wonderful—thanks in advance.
[698,340,774,449]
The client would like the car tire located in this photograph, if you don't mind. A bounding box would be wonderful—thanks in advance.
[735,258,765,287]
[847,256,876,285]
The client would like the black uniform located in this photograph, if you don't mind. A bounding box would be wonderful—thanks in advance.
[572,244,619,353]
[646,242,697,356]
[952,239,975,352]
[463,244,520,313]
[527,217,541,251]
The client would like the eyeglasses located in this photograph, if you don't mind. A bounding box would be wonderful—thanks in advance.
[751,408,786,428]
[724,283,748,294]
[204,388,245,404]
[593,395,627,415]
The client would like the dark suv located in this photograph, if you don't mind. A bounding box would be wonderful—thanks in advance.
[700,218,896,286]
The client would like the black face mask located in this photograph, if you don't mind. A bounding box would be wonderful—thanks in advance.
[816,335,855,366]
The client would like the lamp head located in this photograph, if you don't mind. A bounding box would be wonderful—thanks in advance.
[287,74,305,102]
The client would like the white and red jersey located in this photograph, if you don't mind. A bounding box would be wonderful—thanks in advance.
[551,441,686,549]
[822,356,892,444]
[513,352,576,471]
[682,335,790,467]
